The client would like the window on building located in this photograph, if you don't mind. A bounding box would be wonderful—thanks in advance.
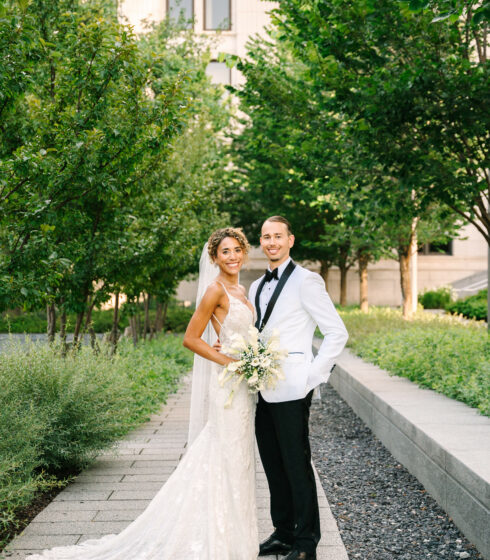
[206,61,231,85]
[204,0,231,30]
[418,241,453,255]
[167,0,194,28]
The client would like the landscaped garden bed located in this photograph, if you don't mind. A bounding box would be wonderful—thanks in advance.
[340,308,489,416]
[0,335,192,551]
[418,287,487,322]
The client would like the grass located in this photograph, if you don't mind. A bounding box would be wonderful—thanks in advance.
[0,335,192,549]
[339,307,489,416]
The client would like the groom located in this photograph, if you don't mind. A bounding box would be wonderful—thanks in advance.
[249,216,348,560]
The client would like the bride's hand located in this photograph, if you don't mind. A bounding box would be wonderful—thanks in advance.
[213,339,222,352]
[223,356,238,366]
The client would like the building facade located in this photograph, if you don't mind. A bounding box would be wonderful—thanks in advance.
[120,0,276,86]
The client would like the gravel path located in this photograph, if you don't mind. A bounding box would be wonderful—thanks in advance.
[310,385,483,560]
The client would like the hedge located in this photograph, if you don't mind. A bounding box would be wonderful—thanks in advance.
[446,289,487,321]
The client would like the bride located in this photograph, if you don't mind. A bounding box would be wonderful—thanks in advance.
[26,227,259,560]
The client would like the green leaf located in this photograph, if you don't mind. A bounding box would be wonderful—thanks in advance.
[17,0,30,13]
[431,12,453,22]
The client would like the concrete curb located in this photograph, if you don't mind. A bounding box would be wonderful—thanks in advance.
[325,348,490,559]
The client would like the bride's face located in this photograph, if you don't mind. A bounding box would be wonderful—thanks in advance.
[214,237,244,276]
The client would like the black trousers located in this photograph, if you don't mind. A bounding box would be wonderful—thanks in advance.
[255,390,320,554]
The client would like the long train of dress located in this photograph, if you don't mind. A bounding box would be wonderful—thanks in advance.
[26,293,259,560]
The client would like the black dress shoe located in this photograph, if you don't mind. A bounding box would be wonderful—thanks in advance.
[284,551,317,560]
[258,535,293,556]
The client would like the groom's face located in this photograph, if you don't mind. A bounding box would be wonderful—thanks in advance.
[260,221,294,267]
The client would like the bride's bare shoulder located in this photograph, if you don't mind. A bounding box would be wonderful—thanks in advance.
[201,281,225,301]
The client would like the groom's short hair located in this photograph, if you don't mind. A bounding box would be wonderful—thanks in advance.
[264,215,293,236]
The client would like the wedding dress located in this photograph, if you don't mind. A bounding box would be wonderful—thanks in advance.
[27,283,259,560]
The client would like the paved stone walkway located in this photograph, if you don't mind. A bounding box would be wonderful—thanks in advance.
[4,377,348,560]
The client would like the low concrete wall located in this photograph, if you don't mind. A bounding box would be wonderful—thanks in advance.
[325,349,490,559]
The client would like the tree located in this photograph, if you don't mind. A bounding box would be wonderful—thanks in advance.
[116,16,231,341]
[402,0,490,24]
[227,17,459,314]
[269,0,475,317]
[0,0,231,345]
[0,0,188,313]
[227,35,353,298]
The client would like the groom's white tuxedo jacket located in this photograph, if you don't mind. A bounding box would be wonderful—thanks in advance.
[249,261,348,403]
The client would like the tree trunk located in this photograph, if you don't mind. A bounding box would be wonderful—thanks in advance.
[149,309,156,340]
[59,302,67,356]
[399,248,413,319]
[84,297,96,331]
[84,299,99,353]
[46,303,56,343]
[73,311,85,347]
[130,314,139,345]
[154,301,164,334]
[110,292,120,355]
[339,265,348,306]
[162,301,169,331]
[320,260,329,291]
[60,310,67,343]
[358,253,369,313]
[135,294,141,340]
[73,288,89,348]
[410,220,418,314]
[143,293,150,340]
[337,244,352,307]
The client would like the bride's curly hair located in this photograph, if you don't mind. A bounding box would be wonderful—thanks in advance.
[208,227,251,262]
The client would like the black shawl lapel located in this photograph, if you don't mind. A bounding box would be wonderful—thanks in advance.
[254,275,268,330]
[254,260,296,332]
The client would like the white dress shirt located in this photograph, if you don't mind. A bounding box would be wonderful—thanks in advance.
[259,257,292,319]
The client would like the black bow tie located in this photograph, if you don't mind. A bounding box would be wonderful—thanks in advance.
[264,268,279,282]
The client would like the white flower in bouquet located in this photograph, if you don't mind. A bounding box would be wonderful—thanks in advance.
[247,325,260,353]
[219,326,288,408]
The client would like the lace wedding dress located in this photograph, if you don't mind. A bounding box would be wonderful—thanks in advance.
[27,285,259,560]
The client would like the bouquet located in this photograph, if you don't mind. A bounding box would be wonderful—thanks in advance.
[218,325,288,408]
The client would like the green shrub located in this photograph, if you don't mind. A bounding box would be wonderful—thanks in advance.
[446,289,487,321]
[0,335,191,543]
[340,307,489,416]
[0,400,54,532]
[165,304,194,332]
[90,309,127,333]
[418,286,454,309]
[0,310,46,333]
[0,299,195,334]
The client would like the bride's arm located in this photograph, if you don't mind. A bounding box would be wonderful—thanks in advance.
[183,283,235,367]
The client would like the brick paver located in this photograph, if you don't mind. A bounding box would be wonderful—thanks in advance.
[3,377,348,560]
